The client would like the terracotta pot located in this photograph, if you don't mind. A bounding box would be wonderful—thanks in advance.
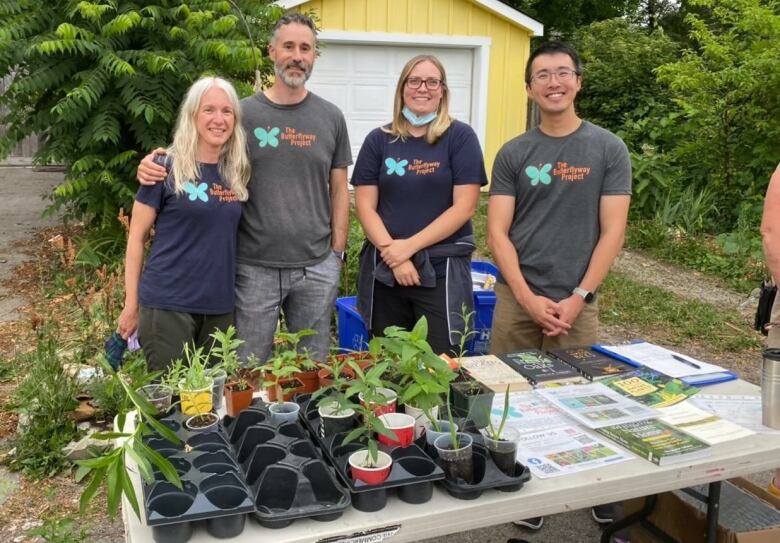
[265,375,303,403]
[236,367,263,391]
[317,365,356,389]
[329,352,375,371]
[224,383,255,418]
[294,369,320,394]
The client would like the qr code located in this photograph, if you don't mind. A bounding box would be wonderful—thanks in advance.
[537,464,559,474]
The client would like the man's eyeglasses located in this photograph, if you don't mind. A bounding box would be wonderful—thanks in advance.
[530,69,579,83]
[406,77,443,90]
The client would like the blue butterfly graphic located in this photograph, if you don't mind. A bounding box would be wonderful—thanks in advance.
[525,163,552,186]
[255,126,280,148]
[385,157,408,176]
[183,181,209,202]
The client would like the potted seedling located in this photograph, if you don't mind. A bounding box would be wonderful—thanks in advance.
[344,404,397,485]
[273,329,321,394]
[211,326,255,417]
[370,317,456,438]
[480,385,519,476]
[345,360,397,416]
[318,351,358,388]
[311,356,358,437]
[261,341,305,424]
[163,344,217,429]
[448,307,494,429]
[433,390,474,484]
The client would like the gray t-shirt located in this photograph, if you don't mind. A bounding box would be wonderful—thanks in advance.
[238,92,352,267]
[490,121,632,301]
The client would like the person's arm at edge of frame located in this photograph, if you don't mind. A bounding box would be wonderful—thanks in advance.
[354,184,420,286]
[378,184,480,270]
[137,148,169,186]
[761,164,780,281]
[556,194,631,327]
[117,201,157,339]
[329,166,349,254]
[486,194,570,336]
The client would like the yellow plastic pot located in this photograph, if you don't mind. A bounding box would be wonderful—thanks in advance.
[179,382,213,416]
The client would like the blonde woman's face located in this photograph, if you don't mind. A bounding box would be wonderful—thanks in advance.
[402,60,443,117]
[196,87,235,153]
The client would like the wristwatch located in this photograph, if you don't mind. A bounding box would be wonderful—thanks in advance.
[333,250,347,263]
[572,286,595,303]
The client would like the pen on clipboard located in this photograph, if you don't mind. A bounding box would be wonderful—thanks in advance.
[672,354,701,370]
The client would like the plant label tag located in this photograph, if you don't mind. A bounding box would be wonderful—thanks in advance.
[316,525,402,543]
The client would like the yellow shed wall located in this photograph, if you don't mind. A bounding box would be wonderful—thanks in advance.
[292,0,533,175]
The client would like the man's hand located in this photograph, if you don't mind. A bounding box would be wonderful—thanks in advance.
[137,148,168,185]
[380,239,415,269]
[117,305,139,340]
[518,292,571,336]
[392,260,420,286]
[557,294,586,328]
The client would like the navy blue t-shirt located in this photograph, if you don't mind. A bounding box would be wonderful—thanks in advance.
[136,162,242,314]
[351,120,488,248]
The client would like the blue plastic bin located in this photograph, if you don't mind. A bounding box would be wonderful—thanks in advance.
[336,260,498,355]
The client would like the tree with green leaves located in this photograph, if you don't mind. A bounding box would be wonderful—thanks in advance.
[504,0,638,39]
[0,0,282,233]
[656,0,780,229]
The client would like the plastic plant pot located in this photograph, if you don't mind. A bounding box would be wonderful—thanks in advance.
[137,384,173,417]
[317,364,356,389]
[209,369,227,411]
[184,412,219,432]
[404,404,438,439]
[293,369,320,394]
[481,426,520,477]
[377,413,415,447]
[268,401,300,424]
[423,419,458,449]
[224,383,255,418]
[151,522,193,543]
[348,449,392,485]
[450,380,494,429]
[434,432,474,484]
[266,376,303,403]
[318,402,356,438]
[358,387,397,416]
[179,379,214,416]
[206,513,246,539]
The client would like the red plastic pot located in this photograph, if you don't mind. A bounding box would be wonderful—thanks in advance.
[377,413,414,448]
[348,450,392,485]
[359,387,397,417]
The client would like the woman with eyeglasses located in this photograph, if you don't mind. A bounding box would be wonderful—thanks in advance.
[351,54,487,355]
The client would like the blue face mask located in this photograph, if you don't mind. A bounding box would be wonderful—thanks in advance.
[402,106,437,127]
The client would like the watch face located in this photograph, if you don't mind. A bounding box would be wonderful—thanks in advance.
[584,291,594,303]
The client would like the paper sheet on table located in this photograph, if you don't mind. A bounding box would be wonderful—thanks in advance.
[536,383,658,429]
[516,425,632,479]
[597,342,726,378]
[657,401,754,444]
[488,392,571,434]
[689,394,780,434]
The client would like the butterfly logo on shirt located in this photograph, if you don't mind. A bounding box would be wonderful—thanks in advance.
[385,157,408,176]
[255,126,280,148]
[183,181,209,202]
[525,163,552,186]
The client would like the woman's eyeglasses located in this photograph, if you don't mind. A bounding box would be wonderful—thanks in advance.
[405,77,443,90]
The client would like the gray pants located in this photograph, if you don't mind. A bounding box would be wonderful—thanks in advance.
[234,252,342,364]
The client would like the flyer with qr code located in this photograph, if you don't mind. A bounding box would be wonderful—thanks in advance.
[516,425,633,479]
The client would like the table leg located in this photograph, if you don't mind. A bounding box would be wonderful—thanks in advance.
[600,495,657,543]
[704,481,721,543]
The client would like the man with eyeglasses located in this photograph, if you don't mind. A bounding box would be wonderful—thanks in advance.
[137,13,352,365]
[487,41,632,532]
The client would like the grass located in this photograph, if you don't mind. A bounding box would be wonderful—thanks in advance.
[599,271,761,352]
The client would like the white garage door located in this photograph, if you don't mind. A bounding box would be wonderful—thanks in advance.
[307,43,474,170]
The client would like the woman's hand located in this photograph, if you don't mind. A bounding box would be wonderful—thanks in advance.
[392,260,421,286]
[137,148,169,186]
[380,239,416,269]
[117,305,139,340]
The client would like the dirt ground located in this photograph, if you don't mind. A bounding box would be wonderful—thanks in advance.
[0,167,772,542]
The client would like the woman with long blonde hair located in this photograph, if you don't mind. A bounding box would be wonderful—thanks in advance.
[118,76,250,371]
[352,55,487,354]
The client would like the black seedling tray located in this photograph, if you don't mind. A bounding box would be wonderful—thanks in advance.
[222,400,351,528]
[297,394,445,512]
[421,431,531,500]
[142,412,253,543]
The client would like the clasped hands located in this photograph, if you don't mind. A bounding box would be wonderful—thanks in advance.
[379,239,420,287]
[521,293,585,337]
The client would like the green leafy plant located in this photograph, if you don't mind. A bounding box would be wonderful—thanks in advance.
[261,329,316,404]
[27,516,88,543]
[0,0,283,234]
[342,403,396,468]
[76,360,182,519]
[344,360,392,410]
[484,385,511,441]
[9,325,80,478]
[209,325,249,390]
[310,355,356,416]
